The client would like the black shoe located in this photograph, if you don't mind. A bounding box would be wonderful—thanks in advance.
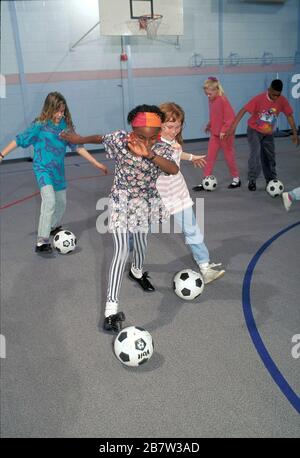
[248,180,256,191]
[35,243,53,253]
[228,179,241,189]
[192,184,204,191]
[50,226,63,236]
[103,312,125,333]
[128,270,155,292]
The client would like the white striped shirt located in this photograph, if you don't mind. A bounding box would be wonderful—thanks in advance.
[156,138,194,215]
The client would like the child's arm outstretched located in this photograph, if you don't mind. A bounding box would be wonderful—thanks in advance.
[60,132,102,144]
[180,151,206,168]
[76,147,108,174]
[0,141,18,162]
[286,115,300,146]
[225,107,247,137]
[1,122,41,162]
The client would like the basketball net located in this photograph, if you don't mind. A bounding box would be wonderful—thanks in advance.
[138,14,163,39]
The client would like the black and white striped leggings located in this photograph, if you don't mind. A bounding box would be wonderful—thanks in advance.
[106,230,148,304]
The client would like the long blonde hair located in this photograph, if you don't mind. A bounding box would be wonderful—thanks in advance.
[36,92,74,129]
[159,102,185,145]
[203,77,225,96]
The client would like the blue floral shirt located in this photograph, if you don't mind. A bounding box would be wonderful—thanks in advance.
[103,130,175,231]
[16,119,77,191]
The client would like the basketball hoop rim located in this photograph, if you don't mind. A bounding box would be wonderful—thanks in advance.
[138,14,162,26]
[139,14,163,21]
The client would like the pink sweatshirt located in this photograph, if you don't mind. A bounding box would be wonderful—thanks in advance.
[208,95,235,136]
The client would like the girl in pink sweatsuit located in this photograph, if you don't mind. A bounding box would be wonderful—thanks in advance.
[193,77,241,191]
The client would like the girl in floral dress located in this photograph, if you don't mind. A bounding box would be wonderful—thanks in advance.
[61,104,179,333]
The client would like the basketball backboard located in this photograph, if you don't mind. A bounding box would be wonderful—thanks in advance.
[98,0,183,36]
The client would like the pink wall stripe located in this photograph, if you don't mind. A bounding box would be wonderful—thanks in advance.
[223,64,296,74]
[4,64,296,85]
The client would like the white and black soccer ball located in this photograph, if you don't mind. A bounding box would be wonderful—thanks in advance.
[202,175,217,191]
[266,179,284,197]
[114,326,154,367]
[53,230,77,254]
[173,269,204,300]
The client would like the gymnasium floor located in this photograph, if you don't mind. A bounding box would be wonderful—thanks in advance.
[0,136,299,438]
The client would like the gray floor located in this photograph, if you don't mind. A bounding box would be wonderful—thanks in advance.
[0,136,299,438]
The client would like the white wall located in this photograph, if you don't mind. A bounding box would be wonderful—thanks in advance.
[1,0,299,159]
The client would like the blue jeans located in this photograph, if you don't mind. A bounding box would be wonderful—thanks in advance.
[38,185,66,241]
[290,187,300,201]
[129,207,209,265]
[173,206,209,265]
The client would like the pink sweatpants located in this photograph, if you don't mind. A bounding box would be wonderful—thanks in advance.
[203,135,239,177]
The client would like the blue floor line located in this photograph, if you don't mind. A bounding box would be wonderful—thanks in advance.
[242,221,300,414]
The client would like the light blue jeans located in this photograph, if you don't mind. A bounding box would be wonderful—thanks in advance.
[289,187,300,201]
[128,206,209,265]
[173,206,209,265]
[38,185,66,241]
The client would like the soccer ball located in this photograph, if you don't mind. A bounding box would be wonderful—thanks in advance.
[53,230,77,254]
[202,175,217,191]
[114,326,154,367]
[266,179,284,197]
[173,269,204,300]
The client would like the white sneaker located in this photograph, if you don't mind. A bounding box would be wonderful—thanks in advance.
[282,192,292,211]
[199,262,225,284]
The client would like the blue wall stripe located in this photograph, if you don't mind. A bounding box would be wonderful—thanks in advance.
[242,221,300,414]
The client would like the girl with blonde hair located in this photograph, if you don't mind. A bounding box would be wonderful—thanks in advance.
[193,77,241,191]
[0,92,108,253]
